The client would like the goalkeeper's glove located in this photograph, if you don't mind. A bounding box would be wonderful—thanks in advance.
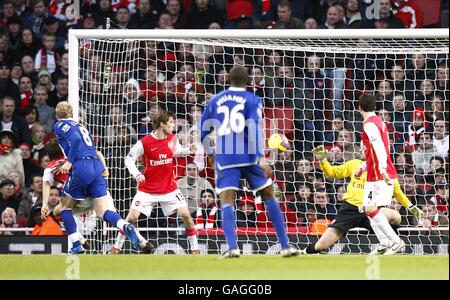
[408,204,424,220]
[312,145,327,162]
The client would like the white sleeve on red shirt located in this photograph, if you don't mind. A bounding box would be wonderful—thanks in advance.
[43,168,55,185]
[125,140,144,178]
[363,122,387,172]
[174,139,190,156]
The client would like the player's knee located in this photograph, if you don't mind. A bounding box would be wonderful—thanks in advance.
[390,211,402,225]
[364,206,377,215]
[258,186,274,201]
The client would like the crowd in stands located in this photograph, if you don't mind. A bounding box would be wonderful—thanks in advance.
[0,0,448,237]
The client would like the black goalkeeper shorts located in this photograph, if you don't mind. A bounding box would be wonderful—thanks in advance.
[329,201,372,233]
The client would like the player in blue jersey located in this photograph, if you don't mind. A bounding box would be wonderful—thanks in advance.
[199,66,299,258]
[53,102,141,254]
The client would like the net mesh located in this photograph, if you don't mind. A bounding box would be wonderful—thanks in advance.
[73,34,449,254]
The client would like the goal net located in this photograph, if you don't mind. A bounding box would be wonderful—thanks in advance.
[69,29,449,255]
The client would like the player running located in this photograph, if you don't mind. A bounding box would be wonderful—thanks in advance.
[358,93,407,255]
[111,110,200,254]
[301,145,423,255]
[53,101,141,254]
[199,66,299,258]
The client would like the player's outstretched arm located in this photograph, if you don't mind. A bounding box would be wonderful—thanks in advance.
[393,180,423,220]
[314,145,354,179]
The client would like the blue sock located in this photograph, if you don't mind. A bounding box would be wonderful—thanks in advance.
[266,197,289,249]
[103,210,122,228]
[61,210,80,248]
[221,204,238,250]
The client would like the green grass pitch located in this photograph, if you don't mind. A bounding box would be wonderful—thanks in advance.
[0,255,447,280]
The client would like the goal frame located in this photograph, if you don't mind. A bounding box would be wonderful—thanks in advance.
[68,28,449,121]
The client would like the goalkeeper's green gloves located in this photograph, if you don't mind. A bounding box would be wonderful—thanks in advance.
[313,145,327,162]
[408,204,424,220]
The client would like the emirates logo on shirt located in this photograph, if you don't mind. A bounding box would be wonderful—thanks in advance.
[148,154,173,166]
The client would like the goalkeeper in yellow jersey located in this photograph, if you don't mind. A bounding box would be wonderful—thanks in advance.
[301,145,423,255]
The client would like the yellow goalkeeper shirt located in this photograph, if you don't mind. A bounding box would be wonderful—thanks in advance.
[319,159,411,208]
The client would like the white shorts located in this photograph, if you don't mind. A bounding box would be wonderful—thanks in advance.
[362,180,394,207]
[72,191,116,216]
[131,189,187,217]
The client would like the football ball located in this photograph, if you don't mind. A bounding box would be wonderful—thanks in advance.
[267,133,289,152]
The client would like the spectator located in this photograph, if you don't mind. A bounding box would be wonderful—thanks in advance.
[32,85,55,133]
[91,0,115,28]
[129,0,158,29]
[324,116,345,146]
[0,178,21,215]
[42,16,66,51]
[425,156,446,183]
[192,188,220,229]
[156,11,175,29]
[5,15,23,53]
[311,188,337,221]
[405,53,433,86]
[6,170,26,200]
[48,74,68,107]
[113,6,132,29]
[18,75,33,113]
[333,129,360,161]
[394,151,415,175]
[9,63,22,86]
[415,202,448,228]
[273,147,297,195]
[433,119,448,158]
[166,0,186,28]
[393,0,423,28]
[435,62,448,98]
[18,143,42,185]
[414,79,435,109]
[185,0,225,29]
[21,55,38,82]
[391,92,412,135]
[374,80,393,111]
[428,184,448,212]
[23,105,39,130]
[23,0,50,40]
[249,66,268,99]
[0,207,19,235]
[425,95,448,123]
[46,185,60,212]
[274,0,305,29]
[104,105,137,147]
[361,0,404,28]
[34,33,58,73]
[0,130,25,180]
[398,172,425,205]
[0,62,21,111]
[30,204,64,235]
[343,0,361,28]
[236,194,258,227]
[79,11,97,29]
[389,64,415,100]
[17,174,43,226]
[1,1,15,31]
[13,28,41,63]
[178,162,214,213]
[320,5,347,29]
[30,122,47,161]
[404,108,429,152]
[412,132,438,175]
[304,17,318,29]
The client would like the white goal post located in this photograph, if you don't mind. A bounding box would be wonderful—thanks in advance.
[68,29,448,255]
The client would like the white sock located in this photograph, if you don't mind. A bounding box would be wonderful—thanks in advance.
[369,218,390,246]
[187,235,199,251]
[68,232,80,244]
[117,219,128,232]
[370,211,401,244]
[114,232,126,249]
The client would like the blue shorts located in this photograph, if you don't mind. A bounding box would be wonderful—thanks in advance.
[215,164,272,194]
[62,158,107,201]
